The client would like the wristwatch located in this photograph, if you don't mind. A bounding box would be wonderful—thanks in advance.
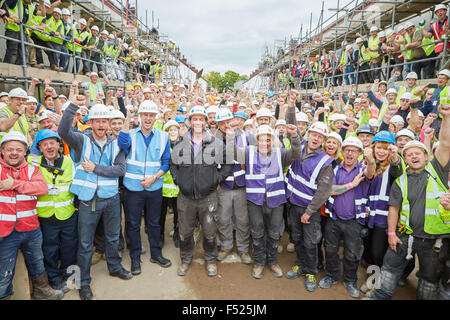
[14,111,22,116]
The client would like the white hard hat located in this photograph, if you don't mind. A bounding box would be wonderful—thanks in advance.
[91,25,99,32]
[378,31,386,38]
[53,8,62,15]
[108,34,115,40]
[58,94,67,100]
[252,100,260,105]
[78,18,87,25]
[329,113,347,122]
[142,87,151,93]
[243,119,254,128]
[354,98,361,103]
[122,43,129,50]
[370,26,379,32]
[435,4,448,13]
[138,100,158,114]
[37,110,49,122]
[386,88,398,95]
[275,119,286,128]
[396,24,405,32]
[206,105,219,115]
[327,131,343,145]
[342,136,363,151]
[438,69,450,78]
[255,107,272,119]
[90,72,98,78]
[406,72,418,80]
[390,115,405,124]
[0,131,28,149]
[44,0,51,8]
[8,88,28,99]
[346,45,353,51]
[238,102,246,108]
[296,112,309,123]
[226,102,234,108]
[355,37,363,44]
[368,118,379,127]
[402,140,428,158]
[396,128,415,140]
[215,108,234,123]
[109,109,125,120]
[27,96,38,104]
[101,30,109,36]
[89,104,110,119]
[188,105,208,119]
[404,22,414,29]
[0,92,8,97]
[406,110,424,120]
[256,125,274,137]
[308,121,328,137]
[400,92,414,100]
[61,8,71,16]
[163,120,180,131]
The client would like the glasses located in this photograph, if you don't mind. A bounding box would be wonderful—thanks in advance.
[343,149,360,154]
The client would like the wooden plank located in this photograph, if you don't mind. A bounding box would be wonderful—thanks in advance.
[11,252,31,300]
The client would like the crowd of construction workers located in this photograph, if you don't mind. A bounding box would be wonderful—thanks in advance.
[0,0,167,82]
[0,60,449,300]
[274,4,449,90]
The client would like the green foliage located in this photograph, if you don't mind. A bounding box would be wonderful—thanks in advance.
[205,70,248,92]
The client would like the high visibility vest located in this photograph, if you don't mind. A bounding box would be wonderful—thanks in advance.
[162,146,179,198]
[368,35,380,59]
[123,128,168,192]
[418,25,435,56]
[431,19,449,54]
[0,162,40,238]
[396,86,421,105]
[340,49,347,65]
[396,162,450,235]
[28,155,75,220]
[44,16,64,45]
[70,135,120,201]
[0,105,29,142]
[5,1,34,32]
[403,33,413,60]
[359,45,372,66]
[103,43,114,58]
[79,28,90,43]
[67,24,82,53]
[89,82,104,101]
[31,15,51,41]
[377,101,392,122]
[440,85,450,105]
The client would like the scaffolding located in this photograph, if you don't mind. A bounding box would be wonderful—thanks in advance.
[246,0,449,94]
[0,0,203,90]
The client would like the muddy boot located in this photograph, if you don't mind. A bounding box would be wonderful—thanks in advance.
[31,273,64,300]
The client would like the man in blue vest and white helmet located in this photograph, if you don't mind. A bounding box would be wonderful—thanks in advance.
[215,108,252,265]
[229,122,301,279]
[170,105,234,277]
[117,100,172,276]
[365,103,450,300]
[58,99,131,300]
[284,107,335,292]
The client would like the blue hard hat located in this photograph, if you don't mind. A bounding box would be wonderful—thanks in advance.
[84,115,89,122]
[372,130,395,145]
[267,91,274,98]
[35,129,60,145]
[234,110,247,120]
[175,115,186,123]
[177,106,186,112]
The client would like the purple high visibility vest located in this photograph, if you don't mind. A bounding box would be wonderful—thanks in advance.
[286,142,333,208]
[245,145,286,208]
[325,165,368,225]
[220,132,248,190]
[367,166,390,228]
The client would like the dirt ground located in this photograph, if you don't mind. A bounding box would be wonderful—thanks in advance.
[61,213,417,300]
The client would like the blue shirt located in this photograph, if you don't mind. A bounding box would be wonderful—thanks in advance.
[117,127,171,174]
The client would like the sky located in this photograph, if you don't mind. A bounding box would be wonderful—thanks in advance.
[138,0,353,77]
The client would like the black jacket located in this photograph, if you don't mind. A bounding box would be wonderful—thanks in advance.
[169,130,234,200]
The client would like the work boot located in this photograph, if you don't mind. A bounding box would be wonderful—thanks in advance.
[51,65,61,72]
[79,285,93,300]
[344,281,360,298]
[91,251,102,265]
[109,268,133,280]
[252,265,264,279]
[150,256,172,268]
[285,265,302,279]
[286,242,295,253]
[305,274,317,292]
[319,276,338,289]
[177,263,190,276]
[131,259,141,275]
[31,273,64,300]
[277,244,283,254]
[51,280,70,293]
[269,264,283,278]
[238,252,252,265]
[217,250,232,262]
[206,262,217,277]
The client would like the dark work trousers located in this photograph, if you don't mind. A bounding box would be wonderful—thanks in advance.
[412,54,436,79]
[289,204,322,275]
[332,68,343,86]
[178,191,219,264]
[38,212,78,286]
[126,188,163,262]
[160,196,179,243]
[4,29,28,65]
[90,54,103,74]
[324,217,363,283]
[247,200,284,266]
[317,214,328,269]
[45,41,62,67]
[357,63,372,84]
[371,61,382,81]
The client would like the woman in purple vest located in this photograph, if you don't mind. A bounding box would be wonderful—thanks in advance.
[363,131,403,284]
[230,124,302,279]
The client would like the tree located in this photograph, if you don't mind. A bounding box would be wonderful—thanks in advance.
[205,70,248,92]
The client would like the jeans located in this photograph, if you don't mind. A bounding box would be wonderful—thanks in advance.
[39,212,78,285]
[90,54,103,74]
[77,194,122,286]
[59,45,69,69]
[324,217,363,283]
[247,200,284,266]
[4,29,28,65]
[217,187,250,254]
[160,196,179,242]
[0,228,45,299]
[344,65,355,85]
[126,188,163,261]
[357,63,372,84]
[46,42,62,67]
[178,191,219,264]
[412,55,435,79]
[289,204,322,275]
[81,50,91,74]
